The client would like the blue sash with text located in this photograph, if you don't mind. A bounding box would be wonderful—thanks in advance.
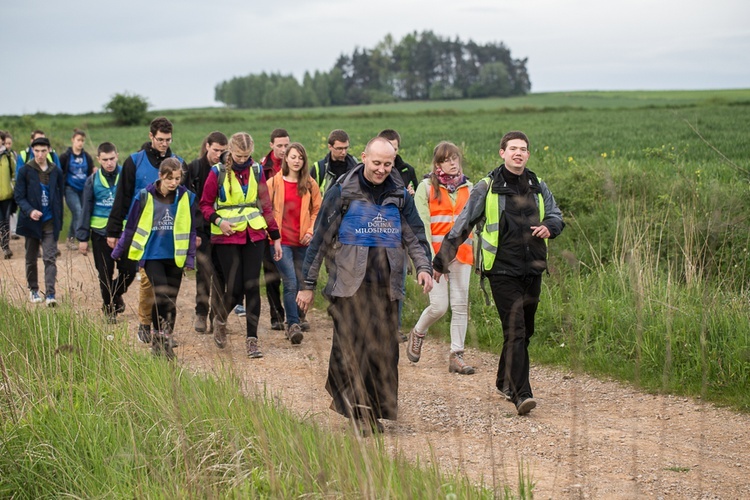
[338,200,401,248]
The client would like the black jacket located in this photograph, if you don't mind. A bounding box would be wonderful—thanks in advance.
[14,160,64,240]
[185,154,213,237]
[106,143,186,238]
[395,154,418,193]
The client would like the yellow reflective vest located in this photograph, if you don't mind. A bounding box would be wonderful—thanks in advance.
[128,189,193,267]
[211,164,267,235]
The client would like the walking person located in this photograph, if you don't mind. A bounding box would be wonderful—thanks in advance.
[76,142,136,322]
[199,132,282,358]
[0,131,16,259]
[407,141,476,374]
[106,117,187,344]
[310,129,358,194]
[111,158,198,359]
[186,131,228,334]
[432,131,564,415]
[13,137,64,306]
[59,129,95,250]
[297,137,433,435]
[258,128,291,330]
[266,142,322,344]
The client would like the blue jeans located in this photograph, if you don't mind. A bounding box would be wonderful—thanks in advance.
[64,185,84,240]
[275,245,307,326]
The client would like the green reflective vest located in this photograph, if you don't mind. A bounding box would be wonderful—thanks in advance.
[480,177,545,271]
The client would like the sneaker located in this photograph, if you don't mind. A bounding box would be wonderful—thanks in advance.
[406,328,424,363]
[286,323,303,345]
[271,319,285,331]
[29,290,43,303]
[213,320,227,349]
[245,337,263,358]
[449,351,475,375]
[3,248,12,259]
[399,332,408,343]
[497,387,514,401]
[10,233,20,240]
[45,294,57,307]
[516,397,537,416]
[137,324,152,344]
[194,314,208,334]
[299,318,310,332]
[234,304,246,317]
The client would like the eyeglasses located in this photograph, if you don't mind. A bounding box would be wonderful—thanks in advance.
[331,146,349,152]
[441,154,460,163]
[153,137,173,144]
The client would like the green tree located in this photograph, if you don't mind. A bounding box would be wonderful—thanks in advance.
[104,92,149,126]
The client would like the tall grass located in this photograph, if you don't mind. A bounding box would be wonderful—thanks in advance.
[0,300,515,498]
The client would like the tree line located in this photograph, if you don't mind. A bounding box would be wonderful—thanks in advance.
[214,31,531,109]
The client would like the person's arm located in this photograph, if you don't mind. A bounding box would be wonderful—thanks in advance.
[110,193,142,261]
[256,169,281,241]
[306,179,323,242]
[13,166,35,215]
[76,175,95,242]
[185,190,200,269]
[433,178,489,274]
[199,167,220,225]
[301,185,342,290]
[539,181,565,238]
[106,155,136,238]
[414,180,432,247]
[85,152,95,176]
[400,188,433,277]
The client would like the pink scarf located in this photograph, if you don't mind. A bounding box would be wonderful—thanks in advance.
[435,166,464,193]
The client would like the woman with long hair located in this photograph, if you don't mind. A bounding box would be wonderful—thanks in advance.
[266,143,322,344]
[199,132,282,358]
[407,141,475,374]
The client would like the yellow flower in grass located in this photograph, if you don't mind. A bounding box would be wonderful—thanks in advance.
[567,156,574,163]
[544,146,549,151]
[600,152,607,158]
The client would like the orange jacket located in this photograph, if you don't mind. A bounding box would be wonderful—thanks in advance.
[266,171,322,244]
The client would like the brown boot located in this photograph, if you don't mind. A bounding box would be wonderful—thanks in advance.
[449,351,475,375]
[213,320,227,349]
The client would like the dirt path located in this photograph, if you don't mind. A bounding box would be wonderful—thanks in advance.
[2,239,749,498]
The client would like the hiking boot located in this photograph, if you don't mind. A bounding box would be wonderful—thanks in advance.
[399,332,408,343]
[3,248,12,259]
[45,294,57,307]
[299,318,310,332]
[194,314,208,334]
[271,319,285,331]
[234,304,246,317]
[213,320,227,349]
[516,397,537,416]
[286,323,303,345]
[406,328,424,363]
[245,337,263,358]
[29,290,43,303]
[137,324,152,344]
[151,331,176,360]
[449,351,475,375]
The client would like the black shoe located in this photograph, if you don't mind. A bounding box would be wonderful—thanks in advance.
[137,324,152,344]
[399,332,408,343]
[299,319,310,332]
[271,320,285,331]
[516,397,537,415]
[286,323,303,345]
[497,387,513,401]
[113,295,126,314]
[3,248,12,259]
[356,418,384,436]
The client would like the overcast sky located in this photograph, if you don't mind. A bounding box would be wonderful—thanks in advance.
[2,0,748,115]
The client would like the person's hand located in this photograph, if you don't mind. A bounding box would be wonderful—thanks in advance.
[273,239,282,261]
[195,236,202,248]
[417,271,433,294]
[30,210,42,221]
[300,233,312,246]
[78,241,88,255]
[297,290,314,313]
[107,237,117,249]
[531,225,550,238]
[433,270,445,283]
[407,185,415,196]
[219,219,234,236]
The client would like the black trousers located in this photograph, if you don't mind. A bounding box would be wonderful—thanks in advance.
[91,232,136,311]
[488,274,542,403]
[215,239,265,338]
[143,259,183,333]
[262,243,285,324]
[194,235,225,321]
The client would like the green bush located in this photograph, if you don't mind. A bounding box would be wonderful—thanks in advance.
[104,92,149,126]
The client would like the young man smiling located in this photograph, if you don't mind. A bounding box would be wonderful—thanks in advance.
[432,131,565,416]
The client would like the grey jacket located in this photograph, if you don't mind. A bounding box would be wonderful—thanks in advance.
[302,164,432,300]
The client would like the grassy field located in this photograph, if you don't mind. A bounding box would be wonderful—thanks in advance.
[2,89,750,493]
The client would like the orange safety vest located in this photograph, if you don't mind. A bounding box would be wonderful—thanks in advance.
[428,183,473,265]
